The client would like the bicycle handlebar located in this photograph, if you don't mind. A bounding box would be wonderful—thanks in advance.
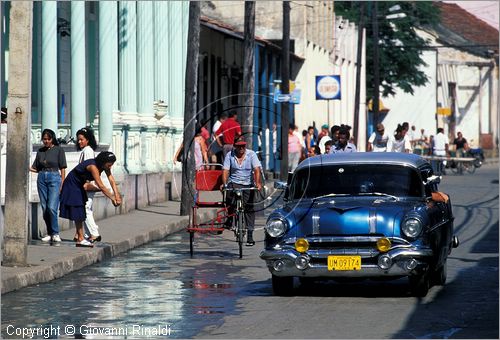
[222,186,258,192]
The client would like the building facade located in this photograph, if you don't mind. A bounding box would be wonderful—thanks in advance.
[200,1,366,151]
[1,2,190,233]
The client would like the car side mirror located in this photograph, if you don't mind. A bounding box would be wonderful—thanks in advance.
[424,175,441,186]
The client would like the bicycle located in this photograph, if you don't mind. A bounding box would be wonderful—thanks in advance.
[222,185,258,258]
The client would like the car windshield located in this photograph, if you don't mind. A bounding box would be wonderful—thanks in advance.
[289,164,423,200]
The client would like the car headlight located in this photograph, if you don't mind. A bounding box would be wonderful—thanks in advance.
[401,217,423,239]
[265,218,287,237]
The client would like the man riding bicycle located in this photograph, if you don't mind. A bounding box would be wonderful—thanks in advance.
[220,137,263,246]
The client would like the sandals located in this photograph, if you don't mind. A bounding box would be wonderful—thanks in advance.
[89,235,102,243]
[76,239,94,248]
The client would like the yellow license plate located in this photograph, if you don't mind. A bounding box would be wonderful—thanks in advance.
[328,256,361,271]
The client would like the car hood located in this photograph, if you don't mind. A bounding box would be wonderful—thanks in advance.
[285,197,421,237]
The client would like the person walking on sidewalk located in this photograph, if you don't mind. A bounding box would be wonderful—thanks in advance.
[433,127,449,175]
[288,124,302,172]
[60,151,122,247]
[30,129,67,243]
[75,127,103,243]
[215,111,242,158]
[220,137,262,246]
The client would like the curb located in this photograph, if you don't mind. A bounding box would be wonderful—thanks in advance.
[1,210,216,295]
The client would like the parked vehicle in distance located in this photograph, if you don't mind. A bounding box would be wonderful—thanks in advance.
[260,152,459,297]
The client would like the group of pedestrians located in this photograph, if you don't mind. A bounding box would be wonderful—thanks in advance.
[30,127,121,248]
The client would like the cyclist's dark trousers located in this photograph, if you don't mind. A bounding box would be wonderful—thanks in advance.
[225,183,256,231]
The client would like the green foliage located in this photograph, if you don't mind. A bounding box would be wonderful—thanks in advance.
[335,1,440,99]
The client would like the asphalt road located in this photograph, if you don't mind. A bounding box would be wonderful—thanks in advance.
[1,163,498,339]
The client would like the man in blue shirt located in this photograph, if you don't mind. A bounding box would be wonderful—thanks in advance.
[221,138,262,246]
[329,126,357,153]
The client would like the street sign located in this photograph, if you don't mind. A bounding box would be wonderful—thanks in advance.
[316,75,341,100]
[272,80,301,104]
[437,107,452,116]
[276,93,291,102]
[290,89,301,104]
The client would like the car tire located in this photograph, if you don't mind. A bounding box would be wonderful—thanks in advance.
[430,262,447,286]
[272,275,294,296]
[409,273,430,297]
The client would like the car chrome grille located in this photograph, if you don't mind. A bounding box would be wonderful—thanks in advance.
[282,235,411,259]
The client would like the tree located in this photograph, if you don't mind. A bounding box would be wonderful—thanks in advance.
[335,1,440,99]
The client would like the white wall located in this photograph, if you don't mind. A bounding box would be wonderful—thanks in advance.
[294,42,334,132]
[381,50,438,138]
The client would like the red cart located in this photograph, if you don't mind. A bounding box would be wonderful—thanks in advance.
[187,164,228,257]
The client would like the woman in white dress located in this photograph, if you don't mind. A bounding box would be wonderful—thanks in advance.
[387,124,411,153]
[75,127,101,243]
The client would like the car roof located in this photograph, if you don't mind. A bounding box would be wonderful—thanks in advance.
[296,152,430,171]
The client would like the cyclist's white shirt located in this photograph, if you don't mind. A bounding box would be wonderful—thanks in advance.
[223,149,262,186]
[368,131,389,152]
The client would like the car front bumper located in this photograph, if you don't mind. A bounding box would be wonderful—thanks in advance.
[260,247,433,277]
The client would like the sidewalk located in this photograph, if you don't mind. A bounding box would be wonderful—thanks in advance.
[1,200,216,295]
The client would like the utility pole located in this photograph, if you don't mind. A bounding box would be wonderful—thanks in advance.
[3,2,33,266]
[180,2,200,216]
[353,2,365,148]
[242,1,255,149]
[280,1,290,181]
[372,2,380,126]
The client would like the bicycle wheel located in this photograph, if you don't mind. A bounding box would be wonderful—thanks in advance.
[466,162,476,174]
[189,209,195,257]
[189,231,194,257]
[237,212,245,258]
[449,161,459,174]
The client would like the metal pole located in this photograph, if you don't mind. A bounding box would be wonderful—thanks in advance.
[280,1,290,180]
[327,100,330,128]
[353,2,365,148]
[372,2,380,125]
[242,1,255,150]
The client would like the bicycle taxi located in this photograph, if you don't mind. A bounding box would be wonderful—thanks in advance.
[187,164,257,258]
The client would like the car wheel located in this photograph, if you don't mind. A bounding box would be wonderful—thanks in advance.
[409,273,430,297]
[272,275,294,296]
[430,262,447,286]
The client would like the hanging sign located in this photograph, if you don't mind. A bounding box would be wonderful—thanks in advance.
[316,75,341,100]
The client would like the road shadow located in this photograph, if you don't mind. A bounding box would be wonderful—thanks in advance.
[392,219,499,339]
[249,277,413,298]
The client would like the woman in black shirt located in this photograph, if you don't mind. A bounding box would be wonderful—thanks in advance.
[29,129,67,243]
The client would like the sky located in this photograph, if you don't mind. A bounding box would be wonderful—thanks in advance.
[446,1,499,29]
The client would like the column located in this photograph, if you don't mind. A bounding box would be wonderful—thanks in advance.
[153,2,169,108]
[118,1,137,117]
[70,2,86,137]
[41,1,58,131]
[118,2,141,174]
[98,1,118,141]
[137,2,158,172]
[164,1,189,171]
[169,1,188,132]
[99,2,121,170]
[137,2,154,117]
[153,2,170,172]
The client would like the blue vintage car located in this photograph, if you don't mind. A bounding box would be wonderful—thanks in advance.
[260,152,459,296]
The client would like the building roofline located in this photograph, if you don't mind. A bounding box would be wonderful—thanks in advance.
[201,16,305,62]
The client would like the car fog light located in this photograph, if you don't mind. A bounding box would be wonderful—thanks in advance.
[378,255,392,270]
[295,255,310,270]
[273,260,285,272]
[376,237,391,252]
[295,238,309,253]
[405,258,418,271]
